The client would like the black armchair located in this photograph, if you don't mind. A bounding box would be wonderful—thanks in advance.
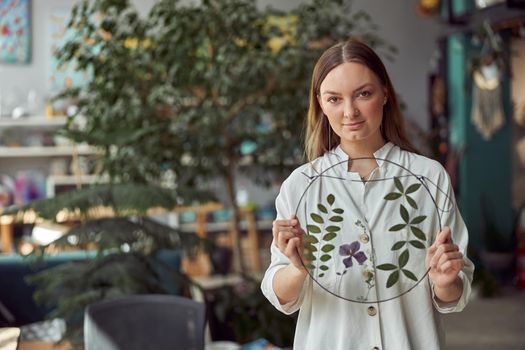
[84,294,206,350]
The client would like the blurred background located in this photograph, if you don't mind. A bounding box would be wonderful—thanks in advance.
[0,0,524,349]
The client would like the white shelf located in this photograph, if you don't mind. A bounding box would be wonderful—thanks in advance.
[0,116,67,128]
[0,145,96,158]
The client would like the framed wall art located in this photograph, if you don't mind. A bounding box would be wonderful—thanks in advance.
[0,0,31,64]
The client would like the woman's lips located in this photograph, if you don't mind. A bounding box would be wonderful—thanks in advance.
[343,121,364,130]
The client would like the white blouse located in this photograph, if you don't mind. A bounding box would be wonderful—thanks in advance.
[261,142,474,350]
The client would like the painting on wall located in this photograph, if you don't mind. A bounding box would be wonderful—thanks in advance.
[0,0,31,64]
[48,10,91,93]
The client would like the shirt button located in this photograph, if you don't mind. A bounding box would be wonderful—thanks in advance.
[367,306,377,316]
[360,233,369,243]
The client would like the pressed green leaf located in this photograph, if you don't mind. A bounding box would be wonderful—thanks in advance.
[384,192,402,200]
[406,196,418,209]
[304,235,319,244]
[320,254,331,262]
[400,204,409,223]
[394,177,404,193]
[391,241,406,251]
[304,253,316,261]
[410,215,427,225]
[402,269,418,281]
[389,223,406,231]
[327,194,335,205]
[326,226,341,232]
[319,273,325,277]
[376,263,397,271]
[329,216,343,222]
[386,270,400,288]
[321,244,335,253]
[317,204,328,213]
[305,243,317,252]
[409,240,425,249]
[310,213,324,224]
[405,183,421,194]
[306,225,321,234]
[306,264,315,270]
[410,226,426,240]
[398,249,409,268]
[333,208,344,214]
[319,265,329,271]
[322,232,337,241]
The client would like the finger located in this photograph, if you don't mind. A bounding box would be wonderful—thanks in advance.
[435,226,452,245]
[439,257,464,273]
[277,231,296,252]
[285,237,304,264]
[437,251,463,268]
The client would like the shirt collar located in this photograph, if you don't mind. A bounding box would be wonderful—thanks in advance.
[332,142,395,167]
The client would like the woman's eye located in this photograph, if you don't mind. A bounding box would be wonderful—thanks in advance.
[359,90,371,98]
[327,97,339,103]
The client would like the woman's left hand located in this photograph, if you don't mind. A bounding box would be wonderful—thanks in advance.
[426,226,464,289]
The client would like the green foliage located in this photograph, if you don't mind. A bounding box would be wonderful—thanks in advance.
[56,0,396,187]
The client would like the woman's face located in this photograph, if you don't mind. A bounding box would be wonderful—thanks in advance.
[318,62,387,147]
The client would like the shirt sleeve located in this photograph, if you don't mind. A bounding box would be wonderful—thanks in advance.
[260,177,308,315]
[430,167,474,313]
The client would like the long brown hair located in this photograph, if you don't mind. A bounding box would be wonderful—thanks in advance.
[304,39,419,161]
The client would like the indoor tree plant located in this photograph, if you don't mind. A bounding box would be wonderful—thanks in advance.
[57,0,396,273]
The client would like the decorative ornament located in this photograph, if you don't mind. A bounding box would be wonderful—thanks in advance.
[471,62,505,140]
[295,156,454,304]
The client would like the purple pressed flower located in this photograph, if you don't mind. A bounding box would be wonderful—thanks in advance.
[339,241,367,268]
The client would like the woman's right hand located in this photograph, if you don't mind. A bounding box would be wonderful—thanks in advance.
[272,215,307,272]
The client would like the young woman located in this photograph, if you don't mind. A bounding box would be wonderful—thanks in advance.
[261,39,474,349]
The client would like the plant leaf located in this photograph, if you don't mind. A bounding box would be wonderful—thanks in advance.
[333,208,344,214]
[326,226,341,232]
[391,241,406,250]
[304,253,316,261]
[410,215,426,225]
[410,226,426,240]
[321,244,335,253]
[306,225,321,234]
[398,249,409,268]
[319,273,325,277]
[306,264,315,270]
[305,243,317,252]
[322,232,337,241]
[320,254,331,262]
[409,240,425,249]
[384,192,402,200]
[386,270,399,288]
[327,194,335,205]
[319,265,329,271]
[304,235,319,244]
[389,224,406,231]
[394,177,404,193]
[402,269,418,281]
[405,183,421,194]
[376,263,397,271]
[329,216,343,222]
[406,196,418,209]
[317,204,328,213]
[400,204,409,223]
[310,213,324,224]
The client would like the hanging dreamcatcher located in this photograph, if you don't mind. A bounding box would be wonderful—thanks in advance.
[471,61,505,140]
[470,21,507,140]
